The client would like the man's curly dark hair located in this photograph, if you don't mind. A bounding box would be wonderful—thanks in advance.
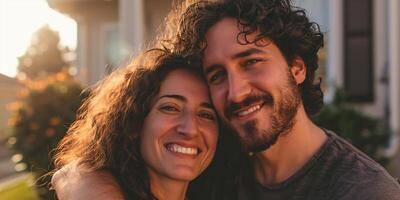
[169,0,324,115]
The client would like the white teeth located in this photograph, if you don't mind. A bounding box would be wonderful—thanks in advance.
[167,144,198,155]
[237,105,261,116]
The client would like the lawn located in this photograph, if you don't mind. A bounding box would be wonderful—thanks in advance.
[0,173,39,200]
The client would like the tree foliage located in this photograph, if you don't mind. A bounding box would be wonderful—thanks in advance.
[17,25,70,79]
[9,24,84,200]
[8,74,86,199]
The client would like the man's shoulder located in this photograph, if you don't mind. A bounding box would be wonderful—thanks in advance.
[323,129,386,172]
[322,129,400,199]
[327,169,400,200]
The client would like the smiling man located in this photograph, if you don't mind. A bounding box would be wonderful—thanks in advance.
[52,0,400,199]
[171,0,400,199]
[202,19,305,154]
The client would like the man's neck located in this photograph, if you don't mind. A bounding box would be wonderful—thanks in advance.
[253,106,327,187]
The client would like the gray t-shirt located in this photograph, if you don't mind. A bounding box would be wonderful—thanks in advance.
[237,130,400,200]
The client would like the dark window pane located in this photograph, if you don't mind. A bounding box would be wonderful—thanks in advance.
[345,0,371,33]
[344,0,373,101]
[345,36,372,98]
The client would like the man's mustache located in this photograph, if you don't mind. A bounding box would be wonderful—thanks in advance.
[224,94,274,120]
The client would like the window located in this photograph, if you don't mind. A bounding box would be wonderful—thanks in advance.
[344,0,373,101]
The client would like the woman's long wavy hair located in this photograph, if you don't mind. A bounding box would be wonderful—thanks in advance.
[52,49,240,200]
[161,0,324,116]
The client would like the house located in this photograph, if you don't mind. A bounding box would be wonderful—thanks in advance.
[47,0,400,176]
[297,0,400,175]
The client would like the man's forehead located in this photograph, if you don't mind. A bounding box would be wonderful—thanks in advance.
[203,18,240,43]
[201,18,242,62]
[203,18,270,52]
[203,36,272,63]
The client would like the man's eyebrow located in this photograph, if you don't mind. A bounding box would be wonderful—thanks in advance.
[159,94,186,102]
[203,64,222,77]
[231,48,266,60]
[203,48,268,76]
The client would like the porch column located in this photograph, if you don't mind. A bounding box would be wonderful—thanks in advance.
[326,0,344,102]
[119,0,145,58]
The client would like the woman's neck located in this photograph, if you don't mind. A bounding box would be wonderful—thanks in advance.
[148,172,189,200]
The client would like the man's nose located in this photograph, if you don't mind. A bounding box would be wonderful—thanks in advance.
[227,72,251,103]
[177,114,198,138]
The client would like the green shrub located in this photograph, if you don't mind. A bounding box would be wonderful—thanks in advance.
[313,90,391,166]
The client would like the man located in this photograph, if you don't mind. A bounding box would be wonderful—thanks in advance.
[53,0,400,199]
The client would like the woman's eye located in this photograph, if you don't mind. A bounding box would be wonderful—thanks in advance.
[198,111,216,121]
[160,105,179,112]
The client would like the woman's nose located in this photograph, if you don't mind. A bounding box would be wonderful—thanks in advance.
[176,114,199,138]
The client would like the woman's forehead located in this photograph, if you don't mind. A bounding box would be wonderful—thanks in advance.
[158,69,210,102]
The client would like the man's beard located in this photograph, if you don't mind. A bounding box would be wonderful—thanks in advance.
[225,73,301,152]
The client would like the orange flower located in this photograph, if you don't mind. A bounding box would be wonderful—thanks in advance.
[45,128,56,137]
[17,89,29,98]
[56,72,67,81]
[29,122,39,130]
[49,117,61,126]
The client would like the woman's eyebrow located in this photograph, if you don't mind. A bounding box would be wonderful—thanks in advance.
[159,94,186,102]
[159,94,214,110]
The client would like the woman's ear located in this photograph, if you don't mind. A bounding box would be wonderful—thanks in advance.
[290,57,306,84]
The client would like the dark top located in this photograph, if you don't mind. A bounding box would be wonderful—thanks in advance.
[237,130,400,200]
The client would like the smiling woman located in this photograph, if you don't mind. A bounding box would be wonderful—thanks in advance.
[51,49,238,200]
[141,68,218,187]
[0,0,76,77]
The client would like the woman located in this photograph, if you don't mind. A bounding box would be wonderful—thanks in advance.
[52,49,238,200]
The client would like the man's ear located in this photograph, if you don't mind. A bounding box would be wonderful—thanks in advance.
[290,57,306,85]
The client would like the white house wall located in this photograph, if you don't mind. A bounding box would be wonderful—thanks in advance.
[388,0,400,155]
[143,0,173,44]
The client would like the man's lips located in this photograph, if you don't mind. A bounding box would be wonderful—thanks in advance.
[233,102,264,117]
[224,94,273,120]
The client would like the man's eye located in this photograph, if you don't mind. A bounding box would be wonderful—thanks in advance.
[198,111,216,121]
[208,71,225,84]
[242,59,264,67]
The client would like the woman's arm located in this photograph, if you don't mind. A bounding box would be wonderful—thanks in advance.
[51,163,125,200]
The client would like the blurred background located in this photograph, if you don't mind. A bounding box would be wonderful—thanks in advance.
[0,0,399,199]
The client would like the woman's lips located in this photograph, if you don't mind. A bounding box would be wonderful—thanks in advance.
[165,143,201,155]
